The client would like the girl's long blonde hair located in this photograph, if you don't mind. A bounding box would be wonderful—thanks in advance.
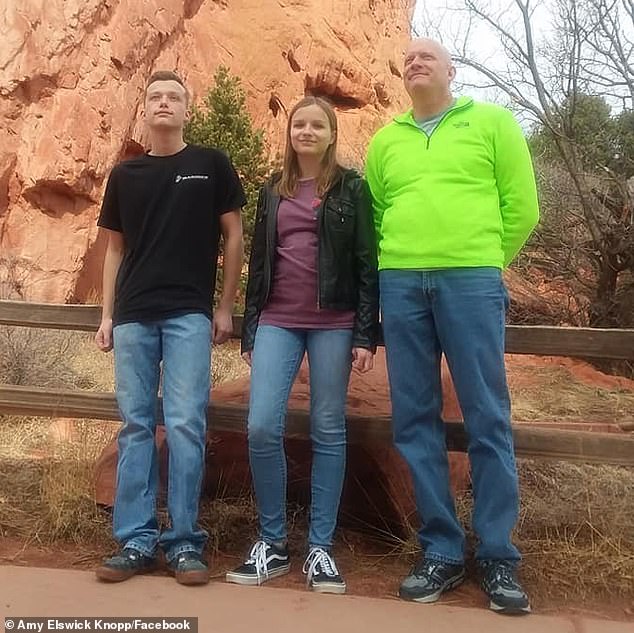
[276,96,340,198]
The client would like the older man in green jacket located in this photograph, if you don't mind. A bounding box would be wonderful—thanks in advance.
[366,38,539,614]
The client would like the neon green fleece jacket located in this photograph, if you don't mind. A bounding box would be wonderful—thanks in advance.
[365,96,539,270]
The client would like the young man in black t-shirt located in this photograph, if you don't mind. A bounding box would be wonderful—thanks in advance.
[94,70,245,586]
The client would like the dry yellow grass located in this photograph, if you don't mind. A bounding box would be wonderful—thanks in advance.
[212,340,249,386]
[514,460,634,603]
[1,327,78,388]
[509,365,634,425]
[68,335,114,391]
[0,419,115,547]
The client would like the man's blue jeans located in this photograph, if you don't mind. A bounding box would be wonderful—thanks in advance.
[112,312,211,562]
[379,268,520,565]
[247,325,353,549]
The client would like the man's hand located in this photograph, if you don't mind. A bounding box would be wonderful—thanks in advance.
[352,347,373,373]
[215,209,243,346]
[95,318,114,352]
[241,351,252,366]
[213,306,234,345]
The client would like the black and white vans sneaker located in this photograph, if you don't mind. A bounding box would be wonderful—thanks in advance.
[225,540,290,586]
[303,547,346,594]
[481,561,531,614]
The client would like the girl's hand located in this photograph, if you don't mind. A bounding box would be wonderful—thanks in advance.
[352,347,373,373]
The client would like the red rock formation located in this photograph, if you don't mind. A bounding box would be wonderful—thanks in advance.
[0,0,413,302]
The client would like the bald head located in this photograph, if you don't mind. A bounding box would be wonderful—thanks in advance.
[406,38,452,66]
[403,37,455,103]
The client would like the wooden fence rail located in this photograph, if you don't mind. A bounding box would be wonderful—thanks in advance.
[2,300,634,360]
[1,384,633,467]
[1,300,634,467]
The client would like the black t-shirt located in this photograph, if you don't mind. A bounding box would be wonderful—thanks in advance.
[98,144,246,325]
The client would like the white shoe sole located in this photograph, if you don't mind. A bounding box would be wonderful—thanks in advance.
[225,564,290,586]
[490,601,531,614]
[310,581,347,595]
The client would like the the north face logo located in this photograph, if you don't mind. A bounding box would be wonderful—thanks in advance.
[175,174,209,183]
[453,121,470,128]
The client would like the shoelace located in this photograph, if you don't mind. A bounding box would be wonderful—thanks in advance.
[245,540,271,583]
[487,563,518,590]
[412,559,442,580]
[302,548,339,585]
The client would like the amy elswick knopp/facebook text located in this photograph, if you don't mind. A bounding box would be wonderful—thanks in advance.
[4,618,196,632]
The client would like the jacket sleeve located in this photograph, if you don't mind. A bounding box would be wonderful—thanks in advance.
[494,108,540,267]
[241,186,267,354]
[351,177,380,351]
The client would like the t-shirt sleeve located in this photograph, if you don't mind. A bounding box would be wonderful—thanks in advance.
[214,151,247,214]
[97,166,123,232]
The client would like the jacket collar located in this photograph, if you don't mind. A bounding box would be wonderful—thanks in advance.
[394,95,474,127]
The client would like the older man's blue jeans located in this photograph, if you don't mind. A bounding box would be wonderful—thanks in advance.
[112,312,211,563]
[379,268,521,565]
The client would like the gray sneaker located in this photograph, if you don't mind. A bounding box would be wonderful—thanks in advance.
[481,561,531,614]
[399,559,465,602]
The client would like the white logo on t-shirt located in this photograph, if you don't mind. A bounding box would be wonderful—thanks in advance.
[175,174,209,183]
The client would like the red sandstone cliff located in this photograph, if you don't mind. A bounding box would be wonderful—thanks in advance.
[0,0,413,302]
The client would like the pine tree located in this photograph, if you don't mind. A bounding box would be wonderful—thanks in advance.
[185,66,269,252]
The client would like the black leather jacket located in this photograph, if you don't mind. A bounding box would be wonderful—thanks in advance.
[242,167,379,353]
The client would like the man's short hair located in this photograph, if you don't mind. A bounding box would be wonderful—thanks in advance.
[145,70,189,103]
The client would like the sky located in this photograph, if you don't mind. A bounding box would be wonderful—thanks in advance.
[411,0,552,113]
[410,0,633,122]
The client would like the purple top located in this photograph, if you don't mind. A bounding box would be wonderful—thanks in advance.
[259,179,355,330]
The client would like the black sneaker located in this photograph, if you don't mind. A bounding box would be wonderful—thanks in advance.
[481,561,531,614]
[399,559,465,602]
[225,540,290,586]
[168,551,209,586]
[303,547,346,594]
[95,547,155,582]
